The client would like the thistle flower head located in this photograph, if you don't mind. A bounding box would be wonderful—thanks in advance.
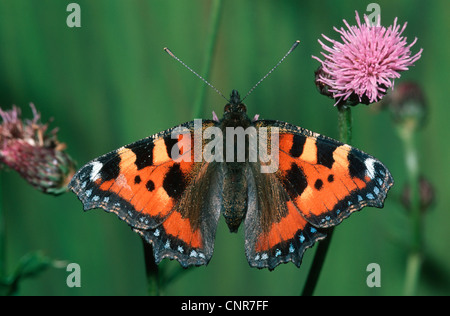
[313,11,423,107]
[0,104,76,195]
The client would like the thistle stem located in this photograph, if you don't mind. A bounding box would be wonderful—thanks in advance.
[142,239,160,296]
[398,124,422,295]
[192,0,222,118]
[338,106,353,144]
[302,106,352,296]
[301,228,334,296]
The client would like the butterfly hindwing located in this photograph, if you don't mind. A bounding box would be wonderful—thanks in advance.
[136,161,224,266]
[244,163,327,270]
[69,120,223,267]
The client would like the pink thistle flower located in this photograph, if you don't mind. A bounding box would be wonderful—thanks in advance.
[0,104,76,195]
[313,11,423,107]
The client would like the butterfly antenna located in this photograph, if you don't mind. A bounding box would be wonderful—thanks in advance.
[164,47,228,102]
[242,40,300,102]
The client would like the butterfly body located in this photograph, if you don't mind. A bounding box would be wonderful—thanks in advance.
[69,90,393,270]
[219,89,253,233]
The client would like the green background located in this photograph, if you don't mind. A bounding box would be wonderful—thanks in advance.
[0,0,448,295]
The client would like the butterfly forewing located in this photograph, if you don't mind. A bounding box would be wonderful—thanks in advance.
[257,120,394,228]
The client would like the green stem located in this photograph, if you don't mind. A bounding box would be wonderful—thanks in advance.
[302,106,352,296]
[399,124,422,295]
[404,251,421,296]
[192,0,222,118]
[338,106,353,144]
[142,239,160,296]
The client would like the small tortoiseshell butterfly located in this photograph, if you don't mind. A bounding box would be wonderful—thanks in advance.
[69,43,393,270]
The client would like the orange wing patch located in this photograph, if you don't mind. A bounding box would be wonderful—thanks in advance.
[97,147,177,219]
[162,211,203,249]
[255,201,307,252]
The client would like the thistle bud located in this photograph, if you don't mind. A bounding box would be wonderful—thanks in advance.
[401,175,435,213]
[381,81,427,130]
[0,104,76,195]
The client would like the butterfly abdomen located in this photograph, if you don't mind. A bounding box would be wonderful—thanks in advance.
[222,165,249,232]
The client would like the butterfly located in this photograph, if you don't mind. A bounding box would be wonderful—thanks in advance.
[69,41,394,270]
[69,85,393,270]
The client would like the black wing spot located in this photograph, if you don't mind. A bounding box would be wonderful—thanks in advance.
[127,141,155,170]
[289,134,306,158]
[162,163,186,199]
[314,179,323,190]
[97,152,121,181]
[284,163,308,198]
[164,136,179,159]
[348,148,367,179]
[316,140,337,169]
[146,180,155,192]
[134,175,141,184]
[327,174,334,183]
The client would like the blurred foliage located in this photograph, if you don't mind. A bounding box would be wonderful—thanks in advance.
[0,0,448,295]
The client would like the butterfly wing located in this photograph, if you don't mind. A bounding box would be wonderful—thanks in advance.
[245,162,327,270]
[69,120,223,267]
[244,120,393,270]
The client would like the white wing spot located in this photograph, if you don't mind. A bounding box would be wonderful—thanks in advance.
[364,158,377,179]
[90,161,103,181]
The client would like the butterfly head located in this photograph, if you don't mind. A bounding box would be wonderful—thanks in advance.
[222,90,249,125]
